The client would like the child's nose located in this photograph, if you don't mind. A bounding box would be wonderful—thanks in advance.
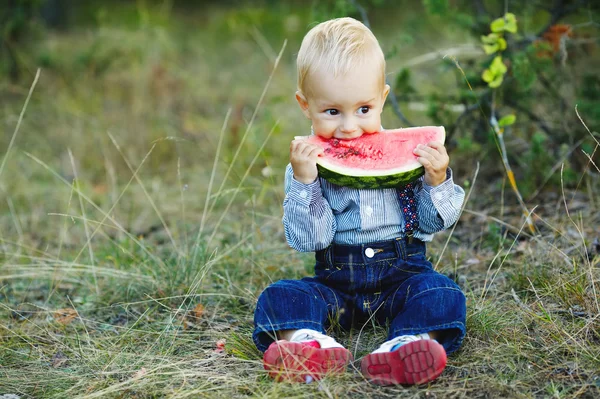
[340,117,357,133]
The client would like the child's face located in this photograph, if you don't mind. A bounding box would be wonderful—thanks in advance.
[296,60,390,140]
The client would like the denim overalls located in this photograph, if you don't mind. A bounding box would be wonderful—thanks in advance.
[253,184,467,354]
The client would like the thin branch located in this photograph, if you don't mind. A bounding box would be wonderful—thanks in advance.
[349,0,369,27]
[535,0,588,39]
[504,98,555,137]
[350,0,412,126]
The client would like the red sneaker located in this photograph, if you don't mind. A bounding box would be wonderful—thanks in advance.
[263,339,353,383]
[361,338,447,385]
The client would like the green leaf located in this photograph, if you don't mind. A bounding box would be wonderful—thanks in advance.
[498,38,507,51]
[481,33,501,44]
[488,74,504,88]
[490,17,505,33]
[481,33,507,54]
[489,56,507,75]
[498,114,516,127]
[482,68,494,83]
[504,13,517,33]
[482,57,507,88]
[490,13,517,33]
[483,43,498,54]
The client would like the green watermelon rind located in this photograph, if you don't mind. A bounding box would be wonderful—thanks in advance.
[317,163,425,189]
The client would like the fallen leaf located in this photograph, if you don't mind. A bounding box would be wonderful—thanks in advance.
[51,351,68,368]
[132,367,147,379]
[54,308,77,325]
[92,183,108,194]
[192,303,205,319]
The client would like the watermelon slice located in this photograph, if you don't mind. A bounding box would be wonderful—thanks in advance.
[296,126,445,189]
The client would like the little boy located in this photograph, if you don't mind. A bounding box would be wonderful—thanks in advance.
[253,17,466,385]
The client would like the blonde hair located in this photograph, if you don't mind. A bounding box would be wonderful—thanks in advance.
[296,17,386,95]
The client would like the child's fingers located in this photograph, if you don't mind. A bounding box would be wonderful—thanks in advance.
[291,141,323,159]
[427,141,448,155]
[290,140,309,153]
[414,145,437,157]
[416,156,434,168]
[299,143,320,156]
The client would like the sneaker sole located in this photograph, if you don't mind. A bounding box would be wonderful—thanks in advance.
[263,341,353,383]
[361,339,447,385]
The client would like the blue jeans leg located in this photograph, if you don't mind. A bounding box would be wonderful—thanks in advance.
[253,278,344,352]
[385,272,467,354]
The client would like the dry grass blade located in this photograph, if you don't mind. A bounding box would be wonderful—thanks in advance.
[480,206,537,302]
[68,143,158,266]
[571,105,599,198]
[24,151,167,269]
[560,163,600,313]
[581,150,600,173]
[107,132,179,254]
[68,148,99,296]
[206,40,287,219]
[207,121,278,248]
[0,69,40,181]
[435,162,480,270]
[193,108,231,266]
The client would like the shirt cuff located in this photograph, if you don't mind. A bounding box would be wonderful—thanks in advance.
[286,176,321,206]
[422,168,455,205]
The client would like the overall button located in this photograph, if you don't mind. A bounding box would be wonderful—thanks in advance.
[365,247,375,258]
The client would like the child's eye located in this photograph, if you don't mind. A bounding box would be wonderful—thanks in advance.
[325,109,339,116]
[358,106,371,114]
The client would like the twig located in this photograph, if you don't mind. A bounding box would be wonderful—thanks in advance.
[490,110,537,235]
[504,98,555,137]
[390,45,483,72]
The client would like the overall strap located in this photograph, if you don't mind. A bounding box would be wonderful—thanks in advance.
[397,182,419,242]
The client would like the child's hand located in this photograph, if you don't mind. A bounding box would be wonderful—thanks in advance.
[290,139,324,184]
[413,141,449,187]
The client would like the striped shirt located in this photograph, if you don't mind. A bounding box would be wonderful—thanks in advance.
[282,164,465,252]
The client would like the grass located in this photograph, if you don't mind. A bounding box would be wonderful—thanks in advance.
[1,2,599,398]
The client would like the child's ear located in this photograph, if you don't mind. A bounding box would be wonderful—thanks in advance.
[295,91,311,119]
[380,84,390,113]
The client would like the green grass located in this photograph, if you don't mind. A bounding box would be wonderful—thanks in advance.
[1,2,599,398]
